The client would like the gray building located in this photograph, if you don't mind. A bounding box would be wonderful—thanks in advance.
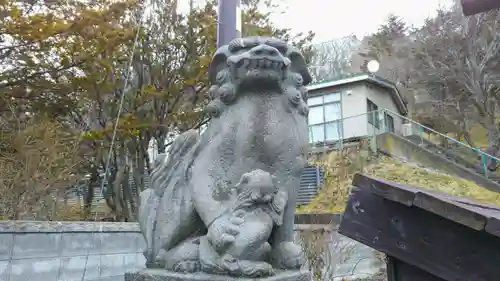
[305,73,408,145]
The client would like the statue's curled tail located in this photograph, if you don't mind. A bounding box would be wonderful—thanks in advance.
[138,129,203,269]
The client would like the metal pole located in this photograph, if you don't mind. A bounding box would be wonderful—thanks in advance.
[217,0,241,48]
[461,0,500,16]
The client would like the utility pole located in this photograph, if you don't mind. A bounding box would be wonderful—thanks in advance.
[461,0,500,16]
[217,0,242,48]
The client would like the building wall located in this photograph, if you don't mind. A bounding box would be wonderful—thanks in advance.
[340,84,369,140]
[363,83,404,136]
[307,83,368,141]
[307,82,404,141]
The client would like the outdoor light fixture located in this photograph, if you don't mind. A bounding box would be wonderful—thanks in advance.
[367,60,380,74]
[461,0,500,16]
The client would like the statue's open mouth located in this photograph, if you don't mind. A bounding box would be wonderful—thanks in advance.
[235,58,286,71]
[229,56,288,87]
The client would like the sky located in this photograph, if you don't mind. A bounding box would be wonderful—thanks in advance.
[271,0,453,43]
[179,0,453,44]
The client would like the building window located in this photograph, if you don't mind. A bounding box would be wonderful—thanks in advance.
[385,113,395,133]
[308,92,342,143]
[367,99,379,128]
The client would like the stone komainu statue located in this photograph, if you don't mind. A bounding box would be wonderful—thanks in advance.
[138,36,312,278]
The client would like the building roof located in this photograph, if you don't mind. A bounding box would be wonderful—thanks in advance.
[306,73,408,115]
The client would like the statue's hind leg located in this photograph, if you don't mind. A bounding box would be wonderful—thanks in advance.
[269,158,306,269]
[160,237,203,273]
[152,188,206,272]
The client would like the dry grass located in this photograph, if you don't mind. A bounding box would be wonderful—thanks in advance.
[299,228,365,281]
[300,142,500,213]
[468,124,489,148]
[0,118,84,220]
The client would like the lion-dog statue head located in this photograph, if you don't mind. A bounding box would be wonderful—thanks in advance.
[205,36,312,119]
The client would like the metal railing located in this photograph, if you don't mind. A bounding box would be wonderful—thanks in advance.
[382,108,500,179]
[308,110,384,152]
[309,108,500,180]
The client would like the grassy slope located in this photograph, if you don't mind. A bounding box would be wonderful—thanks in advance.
[300,152,500,213]
[425,124,487,149]
[469,124,488,148]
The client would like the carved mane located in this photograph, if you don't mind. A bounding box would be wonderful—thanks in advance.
[205,37,312,119]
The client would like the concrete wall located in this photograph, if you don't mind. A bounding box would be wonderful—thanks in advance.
[376,132,500,192]
[0,220,384,281]
[297,227,385,281]
[0,221,145,281]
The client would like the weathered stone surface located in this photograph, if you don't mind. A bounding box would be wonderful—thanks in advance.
[0,221,140,233]
[0,227,145,281]
[60,232,101,256]
[0,214,342,234]
[10,257,61,281]
[0,234,13,260]
[138,36,313,278]
[100,232,143,255]
[3,252,146,281]
[12,233,62,259]
[0,261,9,280]
[124,269,311,281]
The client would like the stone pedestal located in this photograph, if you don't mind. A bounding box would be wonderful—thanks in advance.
[125,269,311,281]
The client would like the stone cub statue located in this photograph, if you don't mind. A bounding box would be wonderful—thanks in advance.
[199,169,288,277]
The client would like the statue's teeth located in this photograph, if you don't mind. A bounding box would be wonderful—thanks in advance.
[242,59,250,68]
[265,60,272,68]
[250,59,258,68]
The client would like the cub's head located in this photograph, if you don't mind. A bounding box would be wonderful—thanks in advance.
[235,169,278,204]
[205,37,312,118]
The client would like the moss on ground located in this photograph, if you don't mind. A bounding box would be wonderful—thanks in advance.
[425,124,488,149]
[469,124,489,148]
[300,149,500,213]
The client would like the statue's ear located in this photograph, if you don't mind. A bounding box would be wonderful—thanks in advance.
[208,45,230,85]
[286,47,312,86]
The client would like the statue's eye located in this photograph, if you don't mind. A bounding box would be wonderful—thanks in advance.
[230,45,243,53]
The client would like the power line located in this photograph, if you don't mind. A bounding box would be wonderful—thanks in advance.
[81,9,148,280]
[97,3,147,208]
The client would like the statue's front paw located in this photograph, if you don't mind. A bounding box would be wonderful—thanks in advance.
[173,260,201,273]
[207,212,244,250]
[271,242,306,269]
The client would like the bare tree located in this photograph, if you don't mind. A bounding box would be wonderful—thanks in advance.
[413,7,500,165]
[0,113,83,220]
[353,15,415,107]
[299,226,373,281]
[309,35,360,82]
